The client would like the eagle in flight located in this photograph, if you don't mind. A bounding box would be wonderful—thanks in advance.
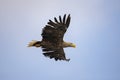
[28,14,76,61]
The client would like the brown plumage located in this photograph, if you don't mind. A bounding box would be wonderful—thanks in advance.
[28,14,76,61]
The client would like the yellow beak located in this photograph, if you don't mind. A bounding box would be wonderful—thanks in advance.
[72,44,76,48]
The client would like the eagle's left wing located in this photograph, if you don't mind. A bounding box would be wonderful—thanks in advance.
[41,14,71,44]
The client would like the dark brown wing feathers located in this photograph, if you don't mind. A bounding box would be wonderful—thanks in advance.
[41,14,71,45]
[41,14,71,61]
[43,48,70,61]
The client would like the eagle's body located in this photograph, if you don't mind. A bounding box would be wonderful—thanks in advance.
[28,14,76,61]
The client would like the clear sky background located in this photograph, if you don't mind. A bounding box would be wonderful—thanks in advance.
[0,0,120,80]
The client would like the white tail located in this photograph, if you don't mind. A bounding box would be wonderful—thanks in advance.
[28,40,38,47]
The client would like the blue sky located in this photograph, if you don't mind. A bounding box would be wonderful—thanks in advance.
[0,0,120,80]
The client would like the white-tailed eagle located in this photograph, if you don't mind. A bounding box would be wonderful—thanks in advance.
[28,14,76,61]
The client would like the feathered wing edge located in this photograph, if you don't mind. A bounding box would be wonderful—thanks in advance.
[42,48,70,61]
[47,14,71,32]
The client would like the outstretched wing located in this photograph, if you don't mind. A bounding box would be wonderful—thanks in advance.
[42,48,70,61]
[41,14,71,44]
[41,14,71,61]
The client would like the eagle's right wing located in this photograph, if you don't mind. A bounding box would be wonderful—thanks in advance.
[42,48,70,61]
